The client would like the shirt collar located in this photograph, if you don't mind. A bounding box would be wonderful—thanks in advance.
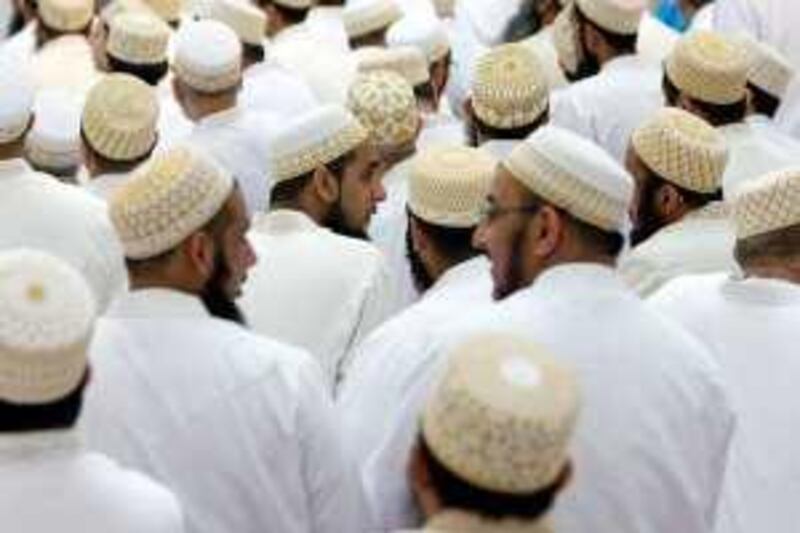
[106,288,210,320]
[601,53,644,74]
[197,106,243,129]
[426,256,489,298]
[0,429,82,465]
[252,209,322,235]
[426,509,554,533]
[722,275,800,307]
[0,158,32,180]
[528,262,624,296]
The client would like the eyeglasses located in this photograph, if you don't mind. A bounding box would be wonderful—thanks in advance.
[479,203,541,222]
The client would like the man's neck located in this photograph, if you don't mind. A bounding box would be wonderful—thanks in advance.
[185,94,238,123]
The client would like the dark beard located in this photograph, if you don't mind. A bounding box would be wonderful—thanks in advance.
[200,253,247,325]
[565,49,601,82]
[325,198,369,240]
[493,223,527,301]
[405,224,434,293]
[630,182,666,247]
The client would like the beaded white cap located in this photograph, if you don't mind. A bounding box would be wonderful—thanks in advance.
[173,19,243,93]
[110,146,235,259]
[356,46,430,86]
[666,31,749,106]
[732,167,800,239]
[0,63,35,144]
[0,249,95,405]
[743,36,795,100]
[505,125,634,232]
[270,105,368,184]
[39,0,94,32]
[82,74,159,162]
[408,146,496,228]
[632,108,728,194]
[25,90,83,171]
[343,0,402,39]
[107,11,171,65]
[386,14,450,64]
[423,332,580,494]
[575,0,645,36]
[211,0,267,46]
[347,70,419,149]
[472,43,549,130]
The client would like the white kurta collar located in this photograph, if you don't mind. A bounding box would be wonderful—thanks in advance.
[722,276,800,307]
[425,509,554,532]
[196,106,243,129]
[106,288,210,320]
[253,209,321,236]
[0,429,82,465]
[531,262,623,296]
[600,54,644,75]
[0,158,32,180]
[426,256,489,299]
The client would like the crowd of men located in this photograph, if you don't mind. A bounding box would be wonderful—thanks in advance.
[0,0,799,531]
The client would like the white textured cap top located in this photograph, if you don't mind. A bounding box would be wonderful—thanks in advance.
[386,14,450,64]
[505,125,634,232]
[173,19,243,93]
[107,11,171,65]
[0,62,35,144]
[423,332,580,494]
[576,0,645,35]
[211,0,267,46]
[356,46,430,86]
[732,167,800,239]
[38,0,94,32]
[0,249,95,405]
[270,105,368,183]
[343,0,402,39]
[25,90,83,171]
[742,36,795,100]
[347,70,419,149]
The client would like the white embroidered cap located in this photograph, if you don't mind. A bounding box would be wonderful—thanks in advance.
[408,146,496,228]
[82,73,159,162]
[142,0,182,22]
[732,167,800,239]
[107,11,171,65]
[173,19,243,93]
[386,14,450,64]
[505,125,634,232]
[743,36,795,100]
[110,145,235,259]
[25,90,82,171]
[666,31,749,106]
[472,43,549,130]
[38,0,94,32]
[423,332,580,494]
[211,0,267,46]
[0,63,35,144]
[575,0,645,35]
[632,107,728,194]
[100,0,154,27]
[347,70,419,149]
[270,105,368,184]
[343,0,402,39]
[356,46,430,86]
[0,249,95,405]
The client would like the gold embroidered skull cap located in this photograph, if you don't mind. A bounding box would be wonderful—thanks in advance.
[343,0,402,39]
[107,11,171,65]
[210,0,267,46]
[347,70,419,149]
[731,167,800,239]
[356,46,430,86]
[575,0,645,36]
[38,0,94,32]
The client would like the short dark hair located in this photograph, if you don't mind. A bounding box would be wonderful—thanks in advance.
[574,3,637,55]
[747,82,781,118]
[734,224,800,267]
[663,73,747,126]
[662,72,680,106]
[107,54,169,86]
[269,151,351,206]
[0,372,87,433]
[420,436,562,521]
[270,2,309,25]
[414,81,437,106]
[472,108,548,142]
[408,210,479,264]
[349,28,387,49]
[243,42,266,65]
[640,156,723,211]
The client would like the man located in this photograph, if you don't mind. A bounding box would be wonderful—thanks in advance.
[343,0,402,49]
[171,19,275,214]
[551,0,663,163]
[664,30,800,195]
[348,70,422,310]
[338,145,495,490]
[408,333,581,533]
[0,249,185,533]
[0,67,127,312]
[240,105,391,393]
[365,126,734,533]
[465,43,549,156]
[81,73,160,200]
[618,107,737,297]
[650,167,800,533]
[356,46,435,111]
[103,11,171,86]
[83,145,370,533]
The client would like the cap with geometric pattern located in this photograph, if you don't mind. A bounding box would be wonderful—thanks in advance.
[107,12,171,65]
[270,105,368,184]
[110,145,235,259]
[422,332,581,494]
[173,19,242,93]
[356,46,430,86]
[210,0,267,46]
[472,43,549,130]
[38,0,94,32]
[142,0,182,22]
[731,167,800,239]
[343,0,402,39]
[408,146,496,228]
[666,31,749,106]
[25,89,82,171]
[82,74,159,162]
[100,0,154,26]
[743,36,795,100]
[505,125,634,232]
[386,14,450,64]
[575,0,645,36]
[0,249,95,405]
[347,71,419,149]
[632,108,728,194]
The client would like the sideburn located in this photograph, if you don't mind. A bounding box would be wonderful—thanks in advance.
[200,251,247,325]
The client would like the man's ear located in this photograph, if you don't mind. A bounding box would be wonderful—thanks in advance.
[183,231,216,281]
[311,165,340,205]
[654,182,684,222]
[531,205,564,259]
[409,215,429,254]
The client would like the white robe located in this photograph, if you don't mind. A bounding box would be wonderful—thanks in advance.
[185,106,277,214]
[550,55,664,163]
[241,59,320,118]
[83,171,131,201]
[83,288,370,533]
[240,209,394,393]
[305,6,349,53]
[649,273,800,533]
[0,158,126,312]
[618,202,738,297]
[364,263,734,533]
[0,430,185,533]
